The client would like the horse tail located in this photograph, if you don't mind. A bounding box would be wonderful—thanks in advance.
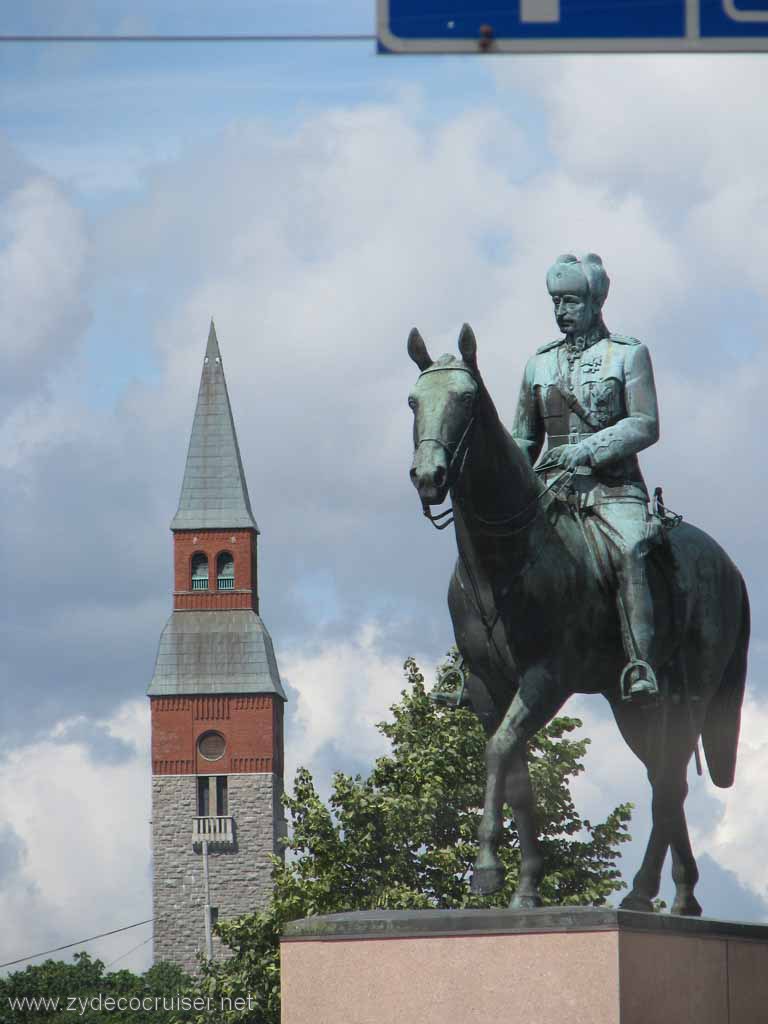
[701,574,750,789]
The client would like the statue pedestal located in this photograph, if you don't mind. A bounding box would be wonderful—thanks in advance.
[281,907,768,1024]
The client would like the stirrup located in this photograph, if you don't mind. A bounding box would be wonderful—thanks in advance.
[620,660,660,704]
[429,659,467,709]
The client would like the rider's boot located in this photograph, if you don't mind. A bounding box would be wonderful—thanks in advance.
[618,569,660,704]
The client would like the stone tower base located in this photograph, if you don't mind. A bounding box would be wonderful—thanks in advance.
[152,772,283,974]
[281,907,768,1024]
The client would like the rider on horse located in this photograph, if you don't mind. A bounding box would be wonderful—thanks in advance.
[512,252,661,702]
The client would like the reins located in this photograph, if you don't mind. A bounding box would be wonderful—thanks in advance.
[467,466,575,536]
[422,459,575,533]
[418,415,476,529]
[415,360,581,533]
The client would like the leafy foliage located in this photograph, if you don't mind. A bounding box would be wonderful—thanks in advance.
[190,655,632,1024]
[0,952,193,1023]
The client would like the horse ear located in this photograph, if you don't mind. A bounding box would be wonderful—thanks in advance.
[458,323,477,368]
[407,328,433,371]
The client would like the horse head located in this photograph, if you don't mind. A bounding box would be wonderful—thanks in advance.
[407,324,480,507]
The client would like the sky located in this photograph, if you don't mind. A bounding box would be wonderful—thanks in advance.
[1,0,768,977]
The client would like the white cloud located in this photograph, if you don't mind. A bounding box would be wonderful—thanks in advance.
[693,693,768,901]
[0,393,98,474]
[688,179,768,295]
[491,56,768,311]
[0,172,90,407]
[0,701,152,975]
[18,141,181,195]
[282,623,435,786]
[493,56,768,199]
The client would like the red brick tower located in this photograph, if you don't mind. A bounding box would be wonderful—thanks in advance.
[148,322,286,972]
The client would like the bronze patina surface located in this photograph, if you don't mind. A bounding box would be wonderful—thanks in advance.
[407,254,750,916]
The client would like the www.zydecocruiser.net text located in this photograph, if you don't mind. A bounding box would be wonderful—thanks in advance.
[6,993,258,1014]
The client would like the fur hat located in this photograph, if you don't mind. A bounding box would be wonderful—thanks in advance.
[546,253,610,309]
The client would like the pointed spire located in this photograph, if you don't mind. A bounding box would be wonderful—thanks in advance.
[170,322,259,532]
[206,317,220,360]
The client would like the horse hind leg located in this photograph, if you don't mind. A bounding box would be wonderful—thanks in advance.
[664,662,717,915]
[662,545,747,914]
[666,717,704,914]
[620,822,667,913]
[609,702,664,912]
[640,772,702,916]
[621,760,701,916]
[669,827,702,917]
[610,701,676,913]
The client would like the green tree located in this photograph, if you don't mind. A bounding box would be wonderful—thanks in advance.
[0,952,194,1023]
[191,655,632,1024]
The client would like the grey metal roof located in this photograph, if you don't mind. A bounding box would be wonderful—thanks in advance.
[147,610,286,699]
[170,321,259,532]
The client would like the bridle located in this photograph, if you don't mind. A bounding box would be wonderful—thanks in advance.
[412,361,574,664]
[412,365,478,529]
[413,364,572,532]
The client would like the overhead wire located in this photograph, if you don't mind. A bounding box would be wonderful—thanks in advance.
[105,934,154,970]
[0,0,705,44]
[0,919,153,971]
[0,34,377,43]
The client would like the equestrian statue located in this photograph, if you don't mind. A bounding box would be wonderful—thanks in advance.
[407,253,750,916]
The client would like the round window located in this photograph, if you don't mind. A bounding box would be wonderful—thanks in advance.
[198,731,226,761]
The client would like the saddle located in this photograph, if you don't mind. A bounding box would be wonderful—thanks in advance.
[558,478,687,706]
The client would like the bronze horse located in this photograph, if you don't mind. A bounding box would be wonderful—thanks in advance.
[407,324,750,915]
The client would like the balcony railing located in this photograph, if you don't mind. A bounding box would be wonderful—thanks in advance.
[217,576,234,590]
[192,816,234,846]
[191,577,209,591]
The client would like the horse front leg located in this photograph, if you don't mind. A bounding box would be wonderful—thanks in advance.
[505,748,543,908]
[471,678,563,899]
[471,717,513,895]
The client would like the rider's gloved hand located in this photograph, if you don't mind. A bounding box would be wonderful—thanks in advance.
[558,442,592,471]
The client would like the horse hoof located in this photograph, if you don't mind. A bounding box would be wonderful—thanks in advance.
[471,865,505,895]
[619,893,655,913]
[671,897,703,917]
[509,892,543,910]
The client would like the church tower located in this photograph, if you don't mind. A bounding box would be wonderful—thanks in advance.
[148,322,286,972]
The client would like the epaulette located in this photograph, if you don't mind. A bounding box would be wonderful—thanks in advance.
[536,338,564,354]
[608,333,641,346]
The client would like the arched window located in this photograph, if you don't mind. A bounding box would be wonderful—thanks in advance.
[191,553,209,590]
[217,552,234,590]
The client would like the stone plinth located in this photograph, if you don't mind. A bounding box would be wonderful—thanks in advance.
[280,907,768,1024]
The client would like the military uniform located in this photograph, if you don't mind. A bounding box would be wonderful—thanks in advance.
[512,323,661,696]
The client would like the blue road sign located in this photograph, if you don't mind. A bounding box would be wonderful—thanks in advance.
[377,0,768,52]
